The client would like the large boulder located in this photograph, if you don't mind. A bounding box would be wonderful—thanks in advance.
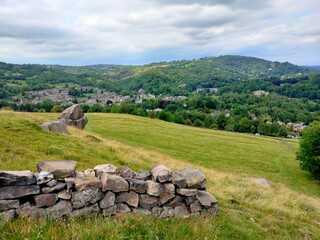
[0,170,36,186]
[172,168,206,188]
[41,121,69,134]
[58,104,88,129]
[37,160,77,180]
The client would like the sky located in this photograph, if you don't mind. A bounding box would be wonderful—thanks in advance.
[0,0,319,66]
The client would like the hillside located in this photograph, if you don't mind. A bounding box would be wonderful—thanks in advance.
[0,56,309,99]
[1,111,320,239]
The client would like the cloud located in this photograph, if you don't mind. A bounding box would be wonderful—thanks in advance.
[0,0,319,65]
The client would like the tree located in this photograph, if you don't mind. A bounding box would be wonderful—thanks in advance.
[50,104,64,113]
[297,120,320,179]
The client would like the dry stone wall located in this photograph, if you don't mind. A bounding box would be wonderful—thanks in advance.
[0,160,218,221]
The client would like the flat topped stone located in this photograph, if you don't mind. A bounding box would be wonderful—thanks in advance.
[0,185,40,200]
[0,170,36,186]
[172,168,206,189]
[41,121,69,134]
[73,176,102,191]
[94,164,117,176]
[100,173,128,192]
[150,165,172,183]
[37,160,77,180]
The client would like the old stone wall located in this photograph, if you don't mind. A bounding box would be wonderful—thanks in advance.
[0,160,218,221]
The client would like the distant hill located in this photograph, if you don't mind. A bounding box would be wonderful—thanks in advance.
[0,56,311,99]
[302,65,320,73]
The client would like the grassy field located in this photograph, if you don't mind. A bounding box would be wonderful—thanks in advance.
[1,111,320,239]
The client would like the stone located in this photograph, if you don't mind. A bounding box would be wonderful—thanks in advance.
[150,165,172,183]
[58,104,88,129]
[196,191,218,207]
[99,191,115,209]
[135,171,151,181]
[94,164,117,176]
[67,203,100,218]
[46,179,57,187]
[0,209,15,221]
[0,170,36,186]
[159,193,175,205]
[0,200,20,211]
[74,176,102,191]
[146,180,163,196]
[118,166,136,179]
[57,189,72,200]
[37,160,77,180]
[84,168,95,177]
[116,191,139,208]
[59,104,84,121]
[71,189,104,209]
[16,202,46,219]
[75,171,85,178]
[132,208,152,215]
[185,196,196,206]
[159,206,174,218]
[0,185,40,200]
[172,172,187,188]
[139,194,158,209]
[173,204,188,216]
[177,188,198,197]
[64,178,75,189]
[41,182,66,193]
[151,206,162,217]
[190,200,202,213]
[128,179,147,193]
[46,200,73,219]
[41,121,69,134]
[241,178,271,188]
[34,194,58,208]
[100,173,129,192]
[167,196,184,208]
[37,171,54,185]
[117,203,131,213]
[172,168,206,188]
[201,205,218,216]
[102,205,117,216]
[163,183,175,194]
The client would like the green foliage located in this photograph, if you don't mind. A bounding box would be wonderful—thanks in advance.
[50,104,64,113]
[297,120,320,179]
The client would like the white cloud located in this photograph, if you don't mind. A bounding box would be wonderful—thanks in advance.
[0,0,319,65]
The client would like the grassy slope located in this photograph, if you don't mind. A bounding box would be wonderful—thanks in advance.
[0,111,320,240]
[86,113,319,196]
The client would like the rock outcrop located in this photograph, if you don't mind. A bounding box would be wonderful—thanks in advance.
[58,104,88,129]
[0,161,218,221]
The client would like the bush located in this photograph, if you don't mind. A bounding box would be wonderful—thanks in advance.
[297,120,320,179]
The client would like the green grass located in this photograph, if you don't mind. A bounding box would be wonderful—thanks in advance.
[1,111,320,240]
[86,113,319,196]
